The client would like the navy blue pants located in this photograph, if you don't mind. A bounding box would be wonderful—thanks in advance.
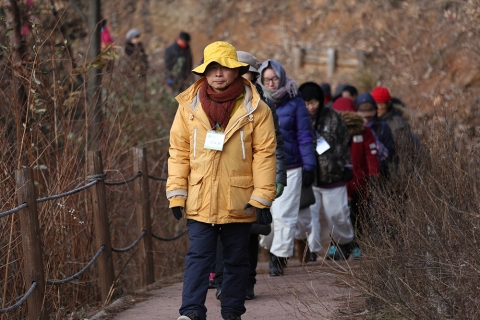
[180,220,252,320]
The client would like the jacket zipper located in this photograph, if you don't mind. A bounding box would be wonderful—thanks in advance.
[193,126,197,159]
[240,129,246,161]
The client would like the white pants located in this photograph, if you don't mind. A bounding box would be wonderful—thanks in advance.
[296,185,354,252]
[263,167,302,258]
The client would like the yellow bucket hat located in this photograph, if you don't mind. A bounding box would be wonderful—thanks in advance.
[192,41,250,76]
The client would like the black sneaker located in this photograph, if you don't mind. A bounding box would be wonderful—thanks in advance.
[245,283,255,300]
[310,252,317,262]
[177,311,199,320]
[215,287,222,300]
[225,314,241,320]
[269,254,284,276]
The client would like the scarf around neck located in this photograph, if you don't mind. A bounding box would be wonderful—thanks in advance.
[259,77,298,104]
[199,77,245,130]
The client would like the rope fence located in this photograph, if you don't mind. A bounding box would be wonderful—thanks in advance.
[47,246,105,285]
[0,148,182,320]
[36,180,99,203]
[0,282,37,315]
[105,172,142,185]
[112,231,146,253]
[0,202,28,219]
[153,229,188,241]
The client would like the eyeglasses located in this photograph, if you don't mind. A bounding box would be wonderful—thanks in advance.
[263,76,280,85]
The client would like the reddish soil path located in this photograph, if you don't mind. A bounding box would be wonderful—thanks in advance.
[110,213,363,320]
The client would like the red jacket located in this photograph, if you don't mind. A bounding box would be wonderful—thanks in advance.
[333,98,380,197]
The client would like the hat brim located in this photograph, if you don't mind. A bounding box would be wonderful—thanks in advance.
[192,57,250,76]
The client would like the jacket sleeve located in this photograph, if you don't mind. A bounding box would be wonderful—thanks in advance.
[164,45,174,79]
[256,83,287,186]
[363,127,380,177]
[379,121,395,163]
[166,107,191,208]
[250,103,277,208]
[295,98,317,172]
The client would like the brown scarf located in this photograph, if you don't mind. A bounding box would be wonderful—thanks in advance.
[199,77,245,130]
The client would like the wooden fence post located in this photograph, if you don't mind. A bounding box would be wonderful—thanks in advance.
[327,48,336,77]
[133,147,154,287]
[15,168,47,320]
[293,47,303,73]
[87,151,114,303]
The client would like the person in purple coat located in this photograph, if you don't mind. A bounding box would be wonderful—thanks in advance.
[258,60,316,276]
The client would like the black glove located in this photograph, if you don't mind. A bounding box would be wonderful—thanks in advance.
[171,206,183,220]
[244,203,272,225]
[342,167,354,182]
[302,170,315,188]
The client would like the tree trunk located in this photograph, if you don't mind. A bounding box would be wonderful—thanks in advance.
[4,0,28,168]
[87,0,102,150]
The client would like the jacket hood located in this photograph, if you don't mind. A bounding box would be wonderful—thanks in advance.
[392,102,412,122]
[341,112,365,136]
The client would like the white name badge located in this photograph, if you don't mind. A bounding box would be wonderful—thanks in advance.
[353,135,363,143]
[316,137,330,155]
[204,130,225,151]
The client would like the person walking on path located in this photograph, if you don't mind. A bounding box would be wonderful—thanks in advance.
[371,86,416,145]
[165,31,193,93]
[332,98,380,260]
[166,41,277,320]
[257,60,316,276]
[355,92,395,177]
[295,82,354,262]
[124,28,148,81]
[214,51,287,301]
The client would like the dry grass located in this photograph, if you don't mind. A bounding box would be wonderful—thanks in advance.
[339,98,480,319]
[0,4,188,319]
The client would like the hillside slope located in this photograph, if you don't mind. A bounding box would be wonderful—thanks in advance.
[106,0,480,115]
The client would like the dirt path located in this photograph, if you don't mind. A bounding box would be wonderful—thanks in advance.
[110,258,361,320]
[109,212,363,320]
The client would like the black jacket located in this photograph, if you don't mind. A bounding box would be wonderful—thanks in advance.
[313,106,351,185]
[164,42,193,83]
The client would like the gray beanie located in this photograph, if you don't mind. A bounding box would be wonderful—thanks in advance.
[236,51,261,74]
[125,28,140,41]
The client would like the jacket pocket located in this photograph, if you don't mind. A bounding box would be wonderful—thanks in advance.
[228,176,254,216]
[185,172,203,213]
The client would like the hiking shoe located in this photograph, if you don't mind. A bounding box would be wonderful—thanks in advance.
[310,252,317,262]
[351,247,362,260]
[178,311,200,320]
[327,244,351,260]
[245,283,255,300]
[326,245,340,260]
[269,254,284,276]
[225,314,241,320]
[208,272,216,289]
[215,287,222,300]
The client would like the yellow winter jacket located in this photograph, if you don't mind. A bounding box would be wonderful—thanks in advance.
[166,78,277,224]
